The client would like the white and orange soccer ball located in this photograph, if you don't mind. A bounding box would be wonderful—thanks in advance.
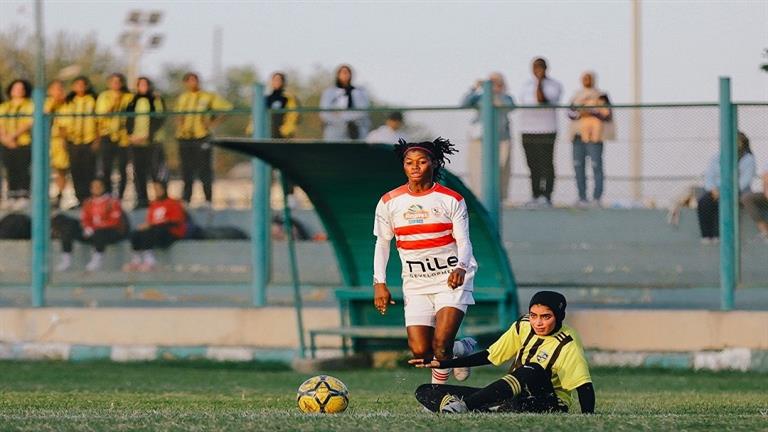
[296,375,349,414]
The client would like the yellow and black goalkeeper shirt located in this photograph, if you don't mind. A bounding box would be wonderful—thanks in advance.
[487,315,592,409]
[0,98,34,146]
[65,94,99,145]
[130,96,164,146]
[174,90,232,139]
[96,90,133,145]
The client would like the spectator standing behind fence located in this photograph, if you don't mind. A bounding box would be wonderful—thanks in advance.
[461,73,515,200]
[320,64,370,140]
[567,72,614,207]
[741,155,768,243]
[365,111,409,144]
[0,79,34,211]
[697,131,755,244]
[64,76,100,206]
[126,77,165,209]
[46,79,71,209]
[174,72,232,207]
[518,58,562,208]
[124,181,188,272]
[96,73,133,199]
[55,178,127,272]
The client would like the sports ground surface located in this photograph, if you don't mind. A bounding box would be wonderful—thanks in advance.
[0,361,765,431]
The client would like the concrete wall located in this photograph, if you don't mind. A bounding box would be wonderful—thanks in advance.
[0,308,765,351]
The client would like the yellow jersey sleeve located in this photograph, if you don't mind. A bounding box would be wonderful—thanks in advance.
[487,322,523,366]
[280,94,299,137]
[210,93,233,111]
[552,339,592,391]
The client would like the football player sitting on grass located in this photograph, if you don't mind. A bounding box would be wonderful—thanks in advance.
[410,291,595,414]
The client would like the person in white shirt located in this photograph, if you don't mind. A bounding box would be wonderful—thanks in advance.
[740,140,768,242]
[373,138,478,385]
[698,131,756,243]
[365,112,409,144]
[518,57,563,207]
[320,64,371,140]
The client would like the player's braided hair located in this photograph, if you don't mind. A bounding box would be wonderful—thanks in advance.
[394,137,458,180]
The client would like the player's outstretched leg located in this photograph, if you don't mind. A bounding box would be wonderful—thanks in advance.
[414,384,481,413]
[452,337,477,381]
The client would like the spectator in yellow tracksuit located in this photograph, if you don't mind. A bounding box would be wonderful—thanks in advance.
[45,79,71,209]
[126,76,165,208]
[64,76,100,206]
[0,79,34,209]
[96,73,133,199]
[174,72,232,206]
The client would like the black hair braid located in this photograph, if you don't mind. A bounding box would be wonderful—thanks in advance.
[394,137,458,180]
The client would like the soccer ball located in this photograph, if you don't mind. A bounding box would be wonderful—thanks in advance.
[296,375,349,414]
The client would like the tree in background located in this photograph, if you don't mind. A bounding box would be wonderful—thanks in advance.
[0,27,120,89]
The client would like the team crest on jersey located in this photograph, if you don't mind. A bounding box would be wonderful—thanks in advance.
[536,350,549,362]
[432,207,443,217]
[404,204,429,224]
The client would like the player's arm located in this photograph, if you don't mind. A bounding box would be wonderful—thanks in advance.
[410,350,492,369]
[576,383,595,414]
[448,198,473,289]
[372,199,395,314]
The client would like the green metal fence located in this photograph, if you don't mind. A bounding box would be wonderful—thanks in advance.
[0,78,764,309]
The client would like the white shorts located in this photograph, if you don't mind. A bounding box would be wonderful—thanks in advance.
[404,290,475,327]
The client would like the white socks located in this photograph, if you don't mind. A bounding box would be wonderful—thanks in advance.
[431,367,451,384]
[430,338,478,384]
[56,253,72,272]
[141,251,156,266]
[85,252,103,272]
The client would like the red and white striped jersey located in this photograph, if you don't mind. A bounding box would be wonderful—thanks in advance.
[373,183,477,295]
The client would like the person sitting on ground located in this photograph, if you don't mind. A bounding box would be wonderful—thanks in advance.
[741,150,768,243]
[410,290,595,414]
[124,181,188,272]
[56,178,128,272]
[697,131,755,244]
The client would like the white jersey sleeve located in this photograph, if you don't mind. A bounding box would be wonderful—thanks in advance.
[373,199,394,284]
[450,197,475,272]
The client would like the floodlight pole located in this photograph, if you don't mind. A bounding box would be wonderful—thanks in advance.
[31,0,49,307]
[250,83,271,307]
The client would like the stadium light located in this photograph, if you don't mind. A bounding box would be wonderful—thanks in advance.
[127,10,143,24]
[148,11,163,25]
[119,10,165,87]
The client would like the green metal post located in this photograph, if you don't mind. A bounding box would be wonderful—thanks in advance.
[281,174,306,358]
[480,80,500,234]
[31,0,48,307]
[251,83,270,307]
[718,77,736,311]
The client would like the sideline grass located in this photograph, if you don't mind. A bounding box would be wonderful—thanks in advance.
[0,361,766,431]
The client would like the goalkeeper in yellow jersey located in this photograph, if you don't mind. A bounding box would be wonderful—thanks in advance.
[410,291,595,414]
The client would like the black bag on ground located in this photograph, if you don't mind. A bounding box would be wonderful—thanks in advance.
[0,213,31,239]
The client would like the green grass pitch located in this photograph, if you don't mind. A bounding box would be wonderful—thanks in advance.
[0,361,765,431]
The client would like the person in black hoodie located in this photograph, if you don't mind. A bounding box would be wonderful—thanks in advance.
[125,76,165,208]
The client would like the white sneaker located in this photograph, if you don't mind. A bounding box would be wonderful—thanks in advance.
[85,252,103,272]
[55,253,72,272]
[439,395,468,414]
[453,337,477,382]
[573,200,589,208]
